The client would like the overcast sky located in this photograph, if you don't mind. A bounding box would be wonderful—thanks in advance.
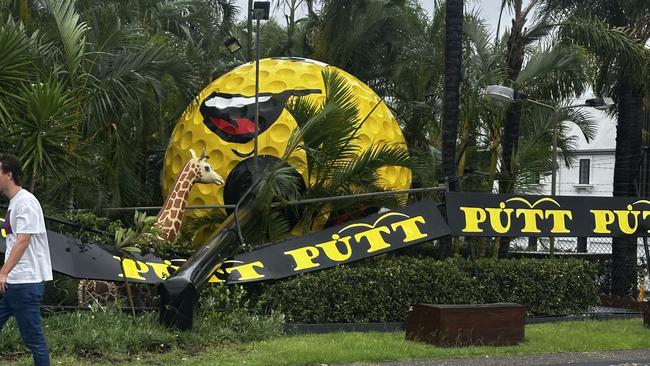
[232,0,510,35]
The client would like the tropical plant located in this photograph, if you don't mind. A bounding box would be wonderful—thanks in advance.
[231,69,424,245]
[0,0,242,211]
[11,80,80,191]
[113,211,157,322]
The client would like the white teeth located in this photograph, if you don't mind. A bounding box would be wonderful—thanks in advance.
[204,95,272,109]
[278,57,329,67]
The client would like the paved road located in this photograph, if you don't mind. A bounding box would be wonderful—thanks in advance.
[337,349,650,366]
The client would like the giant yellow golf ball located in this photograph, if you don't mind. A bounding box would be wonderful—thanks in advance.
[162,57,411,240]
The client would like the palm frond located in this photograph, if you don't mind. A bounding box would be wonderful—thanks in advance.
[82,3,140,55]
[0,17,32,128]
[285,69,361,182]
[84,39,198,130]
[522,14,554,46]
[47,0,88,77]
[332,144,416,189]
[516,44,588,100]
[558,105,598,145]
[559,16,648,72]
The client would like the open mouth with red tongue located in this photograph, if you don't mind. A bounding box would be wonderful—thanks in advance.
[208,116,257,136]
[199,89,321,144]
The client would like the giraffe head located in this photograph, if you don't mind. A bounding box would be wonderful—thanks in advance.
[189,149,224,185]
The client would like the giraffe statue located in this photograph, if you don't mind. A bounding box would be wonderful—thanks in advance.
[78,149,224,306]
[154,149,224,243]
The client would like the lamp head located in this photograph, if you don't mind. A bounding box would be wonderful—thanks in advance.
[252,1,270,20]
[224,37,242,53]
[484,85,515,107]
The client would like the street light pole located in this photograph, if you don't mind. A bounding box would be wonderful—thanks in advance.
[551,109,558,197]
[251,1,269,170]
[254,15,260,160]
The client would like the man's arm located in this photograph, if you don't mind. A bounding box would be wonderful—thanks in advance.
[0,233,31,293]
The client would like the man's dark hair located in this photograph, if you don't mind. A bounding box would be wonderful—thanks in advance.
[0,154,22,186]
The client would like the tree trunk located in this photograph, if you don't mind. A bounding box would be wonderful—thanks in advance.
[441,0,463,191]
[286,0,297,56]
[440,0,463,258]
[499,7,527,196]
[611,76,644,297]
[306,0,316,18]
[29,170,36,192]
[457,115,471,177]
[487,128,500,188]
[497,3,526,258]
[577,237,587,253]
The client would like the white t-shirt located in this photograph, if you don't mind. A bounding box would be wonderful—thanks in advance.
[3,189,53,283]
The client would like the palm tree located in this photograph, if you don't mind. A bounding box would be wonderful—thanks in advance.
[441,0,463,193]
[544,0,650,297]
[451,8,604,256]
[438,0,463,257]
[499,0,534,194]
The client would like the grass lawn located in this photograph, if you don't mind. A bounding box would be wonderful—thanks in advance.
[5,318,650,366]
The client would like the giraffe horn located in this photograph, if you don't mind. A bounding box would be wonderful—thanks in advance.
[200,148,208,160]
[189,149,197,159]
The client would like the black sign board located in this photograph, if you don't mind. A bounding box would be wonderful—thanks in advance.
[1,199,449,284]
[222,199,449,283]
[0,229,177,283]
[446,192,650,237]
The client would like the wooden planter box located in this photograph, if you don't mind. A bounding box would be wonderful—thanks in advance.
[405,303,526,347]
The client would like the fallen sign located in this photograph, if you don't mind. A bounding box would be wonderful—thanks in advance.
[222,199,450,283]
[405,303,526,347]
[0,199,450,284]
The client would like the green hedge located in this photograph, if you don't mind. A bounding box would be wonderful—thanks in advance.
[254,257,599,323]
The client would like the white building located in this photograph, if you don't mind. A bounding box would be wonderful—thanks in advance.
[538,106,616,197]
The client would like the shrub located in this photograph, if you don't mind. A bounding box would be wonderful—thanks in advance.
[469,258,599,315]
[253,257,599,323]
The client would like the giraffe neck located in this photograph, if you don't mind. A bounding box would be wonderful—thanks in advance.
[156,162,198,242]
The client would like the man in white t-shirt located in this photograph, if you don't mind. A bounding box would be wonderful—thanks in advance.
[0,154,51,366]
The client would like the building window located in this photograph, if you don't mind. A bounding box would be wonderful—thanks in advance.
[579,159,590,184]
